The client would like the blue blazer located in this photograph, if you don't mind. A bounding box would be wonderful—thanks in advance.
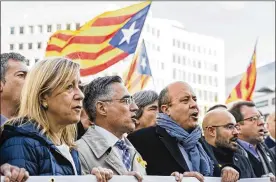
[0,120,81,176]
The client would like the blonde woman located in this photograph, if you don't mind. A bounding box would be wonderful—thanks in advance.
[0,57,113,181]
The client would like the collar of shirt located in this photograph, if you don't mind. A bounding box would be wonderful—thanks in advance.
[238,139,260,159]
[0,114,8,126]
[94,125,120,147]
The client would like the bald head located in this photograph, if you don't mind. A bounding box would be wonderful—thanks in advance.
[203,110,236,128]
[267,111,275,139]
[203,109,239,150]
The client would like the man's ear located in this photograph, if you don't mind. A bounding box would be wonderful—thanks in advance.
[0,81,4,92]
[161,104,170,116]
[207,127,216,137]
[96,101,107,117]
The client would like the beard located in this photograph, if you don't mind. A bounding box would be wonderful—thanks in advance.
[215,137,238,152]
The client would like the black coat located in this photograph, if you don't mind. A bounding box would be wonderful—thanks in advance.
[265,136,276,149]
[128,126,224,177]
[238,142,276,177]
[209,144,256,178]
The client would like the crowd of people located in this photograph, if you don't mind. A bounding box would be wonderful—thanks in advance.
[0,52,275,182]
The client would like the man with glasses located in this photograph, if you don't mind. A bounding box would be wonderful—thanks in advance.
[202,109,256,178]
[229,101,276,179]
[76,76,145,181]
[128,81,240,182]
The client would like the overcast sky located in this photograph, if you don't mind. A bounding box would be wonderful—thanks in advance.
[2,1,275,78]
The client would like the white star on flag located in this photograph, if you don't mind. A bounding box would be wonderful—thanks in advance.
[119,21,140,45]
[140,57,147,71]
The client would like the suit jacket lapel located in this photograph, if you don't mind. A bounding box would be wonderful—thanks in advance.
[82,127,127,175]
[156,125,190,172]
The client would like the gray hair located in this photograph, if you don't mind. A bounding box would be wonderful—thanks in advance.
[133,90,158,119]
[1,52,27,82]
[83,76,123,122]
[158,86,170,113]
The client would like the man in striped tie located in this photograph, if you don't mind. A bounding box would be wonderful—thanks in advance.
[76,76,146,181]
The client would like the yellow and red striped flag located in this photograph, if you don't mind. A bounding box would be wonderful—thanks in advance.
[225,41,257,104]
[45,1,151,76]
[123,40,152,94]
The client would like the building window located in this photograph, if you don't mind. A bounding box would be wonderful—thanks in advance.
[187,43,190,51]
[173,68,176,79]
[47,25,52,32]
[66,23,70,30]
[19,43,23,50]
[272,98,275,105]
[214,64,218,72]
[28,43,32,50]
[199,90,202,100]
[19,26,24,34]
[157,46,160,51]
[256,100,269,108]
[9,44,14,50]
[183,72,186,80]
[182,56,186,65]
[209,48,212,55]
[198,46,201,53]
[198,75,201,84]
[173,54,176,63]
[38,25,43,33]
[182,42,186,50]
[209,76,212,85]
[193,73,196,83]
[156,29,160,38]
[193,60,196,67]
[198,61,201,68]
[214,78,218,87]
[75,23,80,30]
[204,90,207,101]
[26,59,30,66]
[161,62,164,70]
[29,26,34,34]
[188,73,191,82]
[152,27,155,36]
[177,40,180,48]
[57,24,61,30]
[203,76,206,84]
[10,27,15,35]
[37,42,42,49]
[173,39,175,46]
[192,45,196,52]
[178,56,181,64]
[35,58,39,63]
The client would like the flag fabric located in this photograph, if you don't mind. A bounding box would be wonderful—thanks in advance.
[45,1,151,76]
[124,40,152,94]
[225,41,257,104]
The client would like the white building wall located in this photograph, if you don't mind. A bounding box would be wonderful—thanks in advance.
[2,2,225,120]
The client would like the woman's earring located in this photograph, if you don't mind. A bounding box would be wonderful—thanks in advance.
[42,103,48,110]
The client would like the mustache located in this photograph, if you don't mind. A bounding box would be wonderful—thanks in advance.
[230,137,238,142]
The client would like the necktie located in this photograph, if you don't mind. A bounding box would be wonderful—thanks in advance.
[115,140,131,171]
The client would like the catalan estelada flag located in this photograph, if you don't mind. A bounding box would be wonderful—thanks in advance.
[45,1,151,76]
[124,40,152,94]
[226,41,257,104]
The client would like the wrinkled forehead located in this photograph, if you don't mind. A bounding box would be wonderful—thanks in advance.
[7,59,28,72]
[240,105,259,117]
[110,82,130,98]
[168,82,195,98]
[208,111,236,126]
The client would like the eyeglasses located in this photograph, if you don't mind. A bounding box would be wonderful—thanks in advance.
[243,115,264,123]
[206,123,240,131]
[99,96,135,105]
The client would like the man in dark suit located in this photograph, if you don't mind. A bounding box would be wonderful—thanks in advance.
[128,81,240,182]
[202,109,256,178]
[265,112,275,149]
[229,101,275,179]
